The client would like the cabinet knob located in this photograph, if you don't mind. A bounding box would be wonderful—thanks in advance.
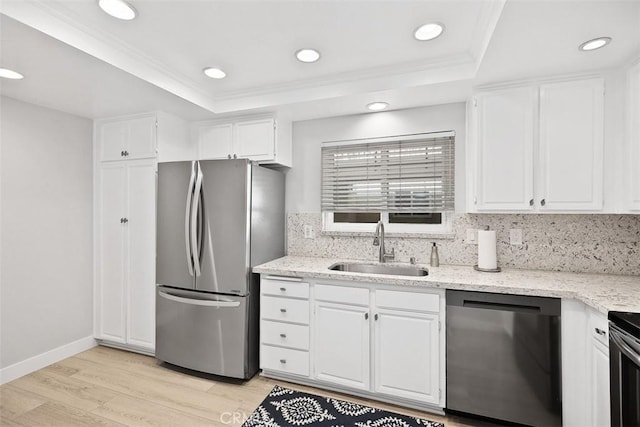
[540,199,546,206]
[279,359,286,364]
[123,218,128,224]
[595,327,606,336]
[375,313,379,321]
[233,154,237,159]
[529,199,534,206]
[280,308,287,313]
[279,333,287,338]
[120,151,125,157]
[227,154,232,159]
[279,287,287,292]
[364,312,369,320]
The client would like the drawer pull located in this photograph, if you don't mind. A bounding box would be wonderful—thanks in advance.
[280,333,287,338]
[280,287,287,292]
[595,327,607,336]
[279,359,286,364]
[280,308,287,313]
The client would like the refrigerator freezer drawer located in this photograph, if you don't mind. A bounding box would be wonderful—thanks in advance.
[156,287,250,379]
[261,345,309,377]
[261,296,310,324]
[261,320,309,350]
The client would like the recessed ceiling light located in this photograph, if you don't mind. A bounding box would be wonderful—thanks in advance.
[367,102,389,111]
[296,48,321,63]
[203,67,226,79]
[414,23,444,41]
[98,0,137,20]
[0,68,24,79]
[579,37,612,51]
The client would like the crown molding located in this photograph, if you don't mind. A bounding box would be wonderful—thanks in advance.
[0,0,218,112]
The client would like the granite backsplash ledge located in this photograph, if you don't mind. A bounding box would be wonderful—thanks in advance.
[287,213,640,276]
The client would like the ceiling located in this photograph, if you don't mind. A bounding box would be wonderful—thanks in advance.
[0,0,638,122]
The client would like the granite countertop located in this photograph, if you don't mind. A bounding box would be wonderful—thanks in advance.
[253,256,640,314]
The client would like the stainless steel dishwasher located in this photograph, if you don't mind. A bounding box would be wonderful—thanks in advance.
[446,290,562,426]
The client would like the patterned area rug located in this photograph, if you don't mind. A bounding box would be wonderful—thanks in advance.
[243,385,444,427]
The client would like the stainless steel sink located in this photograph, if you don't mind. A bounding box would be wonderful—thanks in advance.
[328,262,428,277]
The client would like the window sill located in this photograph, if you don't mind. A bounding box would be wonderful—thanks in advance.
[321,230,456,240]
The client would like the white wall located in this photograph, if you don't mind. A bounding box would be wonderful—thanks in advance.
[0,96,94,374]
[286,103,467,213]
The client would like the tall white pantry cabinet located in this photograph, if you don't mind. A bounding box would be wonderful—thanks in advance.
[94,113,158,353]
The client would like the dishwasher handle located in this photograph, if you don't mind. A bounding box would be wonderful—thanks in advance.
[446,290,561,316]
[462,299,542,313]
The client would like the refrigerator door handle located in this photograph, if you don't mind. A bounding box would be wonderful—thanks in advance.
[184,161,196,276]
[158,291,241,308]
[191,161,204,276]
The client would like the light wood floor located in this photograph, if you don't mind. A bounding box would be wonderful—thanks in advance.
[0,346,493,426]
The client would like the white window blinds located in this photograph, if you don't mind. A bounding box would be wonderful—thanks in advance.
[321,132,455,213]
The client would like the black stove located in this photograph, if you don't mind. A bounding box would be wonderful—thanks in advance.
[608,311,640,339]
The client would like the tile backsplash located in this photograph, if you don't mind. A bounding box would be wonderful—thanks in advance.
[287,212,640,275]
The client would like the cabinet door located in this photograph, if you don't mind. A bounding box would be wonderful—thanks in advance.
[374,309,440,405]
[474,88,536,211]
[591,339,611,427]
[99,121,128,161]
[539,79,604,211]
[199,124,233,159]
[127,116,157,160]
[629,63,640,211]
[313,301,370,390]
[125,160,157,350]
[99,116,156,161]
[235,118,275,161]
[98,163,127,343]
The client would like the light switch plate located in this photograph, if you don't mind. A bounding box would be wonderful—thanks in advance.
[466,229,477,245]
[304,225,314,239]
[510,229,523,245]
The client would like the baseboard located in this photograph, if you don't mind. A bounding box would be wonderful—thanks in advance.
[0,335,97,385]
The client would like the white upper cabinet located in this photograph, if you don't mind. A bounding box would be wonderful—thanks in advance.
[97,112,192,163]
[629,62,640,211]
[470,77,605,213]
[98,115,157,161]
[474,87,536,211]
[198,123,233,160]
[538,79,604,211]
[197,116,292,166]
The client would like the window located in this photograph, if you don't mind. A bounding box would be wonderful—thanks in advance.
[321,132,455,233]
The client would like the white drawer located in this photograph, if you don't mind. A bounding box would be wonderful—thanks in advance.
[315,284,369,306]
[589,308,609,347]
[375,289,440,313]
[261,296,309,324]
[262,278,309,299]
[261,345,309,377]
[261,321,309,350]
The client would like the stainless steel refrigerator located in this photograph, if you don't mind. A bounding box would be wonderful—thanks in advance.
[155,159,284,379]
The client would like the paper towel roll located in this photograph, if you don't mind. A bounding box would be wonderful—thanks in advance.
[478,230,497,270]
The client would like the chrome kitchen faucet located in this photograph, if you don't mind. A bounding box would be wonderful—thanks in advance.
[373,221,395,263]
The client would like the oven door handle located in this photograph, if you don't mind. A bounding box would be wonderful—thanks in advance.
[611,328,640,368]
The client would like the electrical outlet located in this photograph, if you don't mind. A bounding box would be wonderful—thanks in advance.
[303,225,314,239]
[510,229,523,245]
[466,229,477,245]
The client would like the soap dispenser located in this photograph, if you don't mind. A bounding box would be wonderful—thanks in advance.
[430,242,439,267]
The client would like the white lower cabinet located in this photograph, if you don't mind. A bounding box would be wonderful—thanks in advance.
[260,275,445,411]
[561,300,610,427]
[374,309,440,405]
[314,300,371,391]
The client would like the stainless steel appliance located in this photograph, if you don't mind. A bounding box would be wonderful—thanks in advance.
[446,290,562,426]
[155,159,284,379]
[609,311,640,427]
